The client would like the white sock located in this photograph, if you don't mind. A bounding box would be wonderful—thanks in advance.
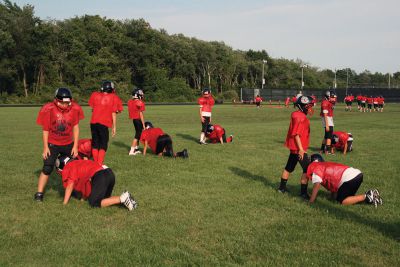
[200,133,205,142]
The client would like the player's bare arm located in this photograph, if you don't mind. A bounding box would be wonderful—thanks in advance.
[71,125,79,158]
[143,141,148,156]
[140,112,145,129]
[42,130,50,160]
[324,114,329,132]
[309,182,321,203]
[112,112,117,137]
[63,182,74,205]
[294,135,305,160]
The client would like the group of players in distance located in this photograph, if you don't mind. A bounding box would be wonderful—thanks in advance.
[33,82,232,211]
[277,91,383,207]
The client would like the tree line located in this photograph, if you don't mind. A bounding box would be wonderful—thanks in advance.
[0,0,399,103]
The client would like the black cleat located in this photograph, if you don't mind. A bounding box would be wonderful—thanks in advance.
[300,193,310,200]
[277,187,289,194]
[34,192,44,202]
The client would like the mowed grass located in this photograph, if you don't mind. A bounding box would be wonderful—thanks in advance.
[0,103,399,266]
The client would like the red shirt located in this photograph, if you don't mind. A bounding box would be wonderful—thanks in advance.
[36,101,84,146]
[206,124,225,143]
[198,96,215,113]
[307,162,349,192]
[332,131,349,150]
[62,160,104,199]
[255,97,262,103]
[366,97,373,104]
[320,99,334,117]
[128,99,145,119]
[291,96,297,103]
[88,92,123,128]
[349,95,354,101]
[377,97,384,104]
[78,138,92,159]
[361,96,367,102]
[285,111,310,153]
[140,128,165,153]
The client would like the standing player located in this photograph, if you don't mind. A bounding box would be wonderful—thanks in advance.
[291,95,297,108]
[344,94,354,111]
[360,95,367,112]
[306,154,383,206]
[198,88,215,145]
[320,90,335,155]
[378,95,385,112]
[366,95,373,112]
[356,93,362,111]
[205,124,233,144]
[255,95,263,108]
[373,96,379,112]
[34,88,84,202]
[284,96,290,108]
[56,156,137,210]
[88,81,123,165]
[140,122,188,158]
[278,96,314,199]
[128,88,145,155]
[331,131,353,155]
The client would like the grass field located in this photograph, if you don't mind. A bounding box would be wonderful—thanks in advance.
[0,103,399,266]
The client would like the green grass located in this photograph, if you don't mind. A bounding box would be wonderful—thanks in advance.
[0,103,399,266]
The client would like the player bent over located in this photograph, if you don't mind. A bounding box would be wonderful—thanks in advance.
[34,88,84,202]
[128,88,145,155]
[56,156,137,210]
[140,122,188,158]
[331,131,353,155]
[278,96,314,199]
[306,154,382,207]
[198,88,215,145]
[205,124,233,144]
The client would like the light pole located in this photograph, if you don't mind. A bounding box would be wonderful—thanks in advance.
[301,64,308,92]
[388,73,391,89]
[261,59,267,89]
[333,68,337,89]
[346,68,349,95]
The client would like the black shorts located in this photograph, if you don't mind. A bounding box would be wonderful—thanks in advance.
[368,104,372,109]
[155,134,173,156]
[373,104,378,108]
[284,152,309,173]
[42,142,74,174]
[132,119,143,139]
[336,173,363,203]
[324,126,334,139]
[201,116,211,133]
[90,123,109,151]
[357,100,361,105]
[256,102,261,107]
[361,102,366,107]
[378,104,383,108]
[88,168,115,207]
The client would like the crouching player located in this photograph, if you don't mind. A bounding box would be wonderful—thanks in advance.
[307,154,382,206]
[140,122,188,158]
[56,156,137,210]
[278,96,314,199]
[331,131,353,155]
[205,124,233,144]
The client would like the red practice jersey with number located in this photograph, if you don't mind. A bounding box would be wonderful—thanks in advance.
[307,162,349,192]
[285,111,310,153]
[140,128,165,153]
[88,92,123,128]
[128,99,145,119]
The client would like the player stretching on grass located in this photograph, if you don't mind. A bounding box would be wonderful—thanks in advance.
[56,156,137,211]
[306,154,383,206]
[205,124,233,144]
[278,96,314,199]
[198,88,215,145]
[34,88,84,202]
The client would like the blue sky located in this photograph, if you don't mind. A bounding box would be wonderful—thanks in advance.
[12,0,400,73]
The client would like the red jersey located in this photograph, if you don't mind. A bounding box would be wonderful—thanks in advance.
[61,160,104,199]
[349,95,354,101]
[285,111,310,153]
[311,95,317,104]
[88,92,123,128]
[366,97,373,104]
[78,138,92,158]
[255,97,262,103]
[361,96,367,102]
[198,96,215,115]
[291,96,297,103]
[206,124,225,143]
[320,99,334,117]
[36,102,84,146]
[377,97,384,104]
[140,128,165,153]
[307,162,349,192]
[356,95,362,101]
[332,131,349,150]
[373,98,378,104]
[128,99,145,120]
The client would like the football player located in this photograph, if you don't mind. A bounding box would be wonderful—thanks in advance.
[77,138,92,159]
[255,95,262,108]
[140,122,188,158]
[284,97,290,108]
[205,124,233,144]
[306,154,382,206]
[377,95,385,112]
[88,81,123,165]
[278,96,314,199]
[331,132,353,155]
[366,95,373,112]
[198,88,215,144]
[320,90,335,155]
[128,88,145,155]
[34,88,84,202]
[55,156,137,210]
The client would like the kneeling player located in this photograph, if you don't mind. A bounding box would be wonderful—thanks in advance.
[331,132,353,155]
[306,154,382,206]
[205,124,233,144]
[56,156,137,210]
[140,122,188,158]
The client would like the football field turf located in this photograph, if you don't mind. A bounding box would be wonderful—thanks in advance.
[0,103,399,266]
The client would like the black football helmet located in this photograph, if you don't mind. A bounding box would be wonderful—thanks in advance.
[101,81,115,93]
[144,121,153,129]
[55,87,72,102]
[206,124,214,133]
[332,134,339,145]
[55,155,73,172]
[202,88,211,96]
[296,96,314,114]
[310,153,324,162]
[132,88,144,99]
[324,90,335,100]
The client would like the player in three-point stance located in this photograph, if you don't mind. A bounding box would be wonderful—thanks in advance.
[128,88,145,155]
[205,124,233,144]
[55,156,137,211]
[88,81,123,165]
[34,88,84,202]
[277,96,314,199]
[306,154,382,206]
[330,131,353,155]
[320,90,335,155]
[198,88,215,145]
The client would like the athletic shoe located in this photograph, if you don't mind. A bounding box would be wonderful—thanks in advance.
[199,141,207,145]
[34,192,44,202]
[227,135,233,143]
[128,150,135,156]
[120,191,137,211]
[182,149,189,159]
[372,189,383,207]
[132,149,142,155]
[277,187,289,194]
[300,193,310,200]
[365,189,374,204]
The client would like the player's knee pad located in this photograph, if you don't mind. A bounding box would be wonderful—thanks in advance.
[42,164,54,175]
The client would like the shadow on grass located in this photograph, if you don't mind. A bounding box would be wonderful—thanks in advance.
[33,169,64,196]
[176,133,199,143]
[229,167,277,190]
[112,141,131,151]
